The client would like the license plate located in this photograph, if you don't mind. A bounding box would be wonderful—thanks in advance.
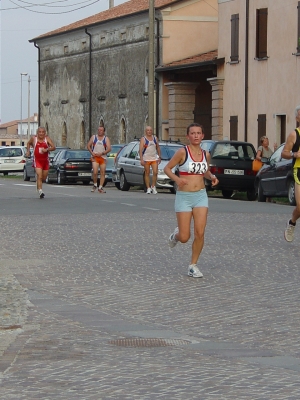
[4,160,14,163]
[78,172,90,176]
[224,169,244,175]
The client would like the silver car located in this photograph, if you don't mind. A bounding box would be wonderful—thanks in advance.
[112,140,184,193]
[0,146,27,176]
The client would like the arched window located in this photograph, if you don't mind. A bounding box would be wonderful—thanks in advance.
[62,122,67,146]
[120,118,126,143]
[99,117,105,128]
[80,121,85,148]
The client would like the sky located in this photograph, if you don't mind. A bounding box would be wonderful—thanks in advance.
[0,0,127,124]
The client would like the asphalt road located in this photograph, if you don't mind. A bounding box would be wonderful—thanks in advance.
[0,176,299,399]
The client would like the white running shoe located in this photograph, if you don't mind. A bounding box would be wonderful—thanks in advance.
[91,185,97,192]
[151,186,157,194]
[169,227,179,248]
[284,220,295,242]
[38,189,45,199]
[146,188,152,194]
[188,264,203,278]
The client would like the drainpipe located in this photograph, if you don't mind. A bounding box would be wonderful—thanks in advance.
[34,42,41,126]
[155,18,160,137]
[85,29,92,138]
[245,0,249,141]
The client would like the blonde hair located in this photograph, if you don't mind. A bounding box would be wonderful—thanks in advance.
[260,136,268,144]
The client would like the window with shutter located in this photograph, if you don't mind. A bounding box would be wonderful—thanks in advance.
[256,8,268,59]
[230,14,239,62]
[297,2,300,52]
[229,116,238,140]
[257,114,266,147]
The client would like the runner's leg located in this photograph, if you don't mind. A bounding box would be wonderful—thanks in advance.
[144,163,151,189]
[190,207,208,265]
[35,168,43,190]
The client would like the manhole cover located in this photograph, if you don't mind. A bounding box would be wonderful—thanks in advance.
[109,338,190,347]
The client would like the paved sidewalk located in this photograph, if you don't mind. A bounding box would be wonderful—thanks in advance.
[1,196,300,399]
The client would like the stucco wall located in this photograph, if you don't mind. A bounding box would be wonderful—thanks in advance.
[161,0,218,64]
[218,0,300,147]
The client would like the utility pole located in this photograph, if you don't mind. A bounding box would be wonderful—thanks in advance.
[27,75,31,142]
[109,0,114,8]
[148,0,155,130]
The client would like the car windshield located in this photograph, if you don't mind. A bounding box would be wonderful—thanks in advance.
[107,145,123,157]
[160,145,182,160]
[201,141,214,152]
[65,150,90,159]
[0,148,23,157]
[211,143,255,160]
[49,147,67,158]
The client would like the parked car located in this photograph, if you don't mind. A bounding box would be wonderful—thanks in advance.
[112,139,184,193]
[112,145,129,189]
[255,143,295,205]
[23,146,70,181]
[0,146,27,175]
[200,140,257,200]
[93,143,125,186]
[47,149,92,185]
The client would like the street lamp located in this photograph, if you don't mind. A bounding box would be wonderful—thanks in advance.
[20,72,28,146]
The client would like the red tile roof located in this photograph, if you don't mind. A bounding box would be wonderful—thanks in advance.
[32,0,179,41]
[156,50,219,70]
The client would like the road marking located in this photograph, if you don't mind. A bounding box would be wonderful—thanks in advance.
[100,200,116,203]
[121,203,136,207]
[14,184,35,186]
[143,207,160,211]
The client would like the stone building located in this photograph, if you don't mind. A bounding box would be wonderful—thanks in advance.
[30,0,220,147]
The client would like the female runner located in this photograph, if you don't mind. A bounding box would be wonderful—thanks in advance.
[164,123,218,278]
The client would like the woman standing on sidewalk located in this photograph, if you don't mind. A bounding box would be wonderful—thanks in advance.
[164,123,218,278]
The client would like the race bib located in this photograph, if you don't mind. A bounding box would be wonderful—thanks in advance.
[188,162,208,174]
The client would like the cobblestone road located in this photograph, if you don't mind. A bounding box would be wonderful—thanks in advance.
[1,181,300,399]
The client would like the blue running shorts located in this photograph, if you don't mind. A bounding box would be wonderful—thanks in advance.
[175,189,208,212]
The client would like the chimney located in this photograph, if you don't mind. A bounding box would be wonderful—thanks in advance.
[109,0,114,8]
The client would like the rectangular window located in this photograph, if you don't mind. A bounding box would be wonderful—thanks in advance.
[297,2,300,52]
[1,141,6,146]
[230,14,239,62]
[256,8,268,59]
[64,45,69,54]
[229,116,238,140]
[257,114,266,146]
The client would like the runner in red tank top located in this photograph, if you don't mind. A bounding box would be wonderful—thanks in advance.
[26,127,56,198]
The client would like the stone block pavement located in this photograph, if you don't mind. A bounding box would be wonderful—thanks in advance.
[1,194,300,399]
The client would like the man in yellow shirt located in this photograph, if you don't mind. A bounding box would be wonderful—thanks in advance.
[281,105,300,241]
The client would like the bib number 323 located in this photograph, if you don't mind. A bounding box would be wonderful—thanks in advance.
[188,162,207,174]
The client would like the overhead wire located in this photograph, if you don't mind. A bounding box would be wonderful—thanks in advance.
[1,0,104,13]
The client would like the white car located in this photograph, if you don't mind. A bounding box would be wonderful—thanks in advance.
[0,146,27,175]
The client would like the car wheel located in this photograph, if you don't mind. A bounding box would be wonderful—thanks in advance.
[257,180,266,202]
[82,180,90,185]
[3,172,8,176]
[57,171,65,185]
[288,180,296,206]
[120,171,130,191]
[115,182,121,190]
[247,188,257,201]
[23,168,30,181]
[222,189,233,199]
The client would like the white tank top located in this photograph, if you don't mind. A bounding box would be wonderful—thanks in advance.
[178,146,208,175]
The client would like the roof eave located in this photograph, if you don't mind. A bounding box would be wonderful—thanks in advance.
[29,9,147,43]
[155,57,225,72]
